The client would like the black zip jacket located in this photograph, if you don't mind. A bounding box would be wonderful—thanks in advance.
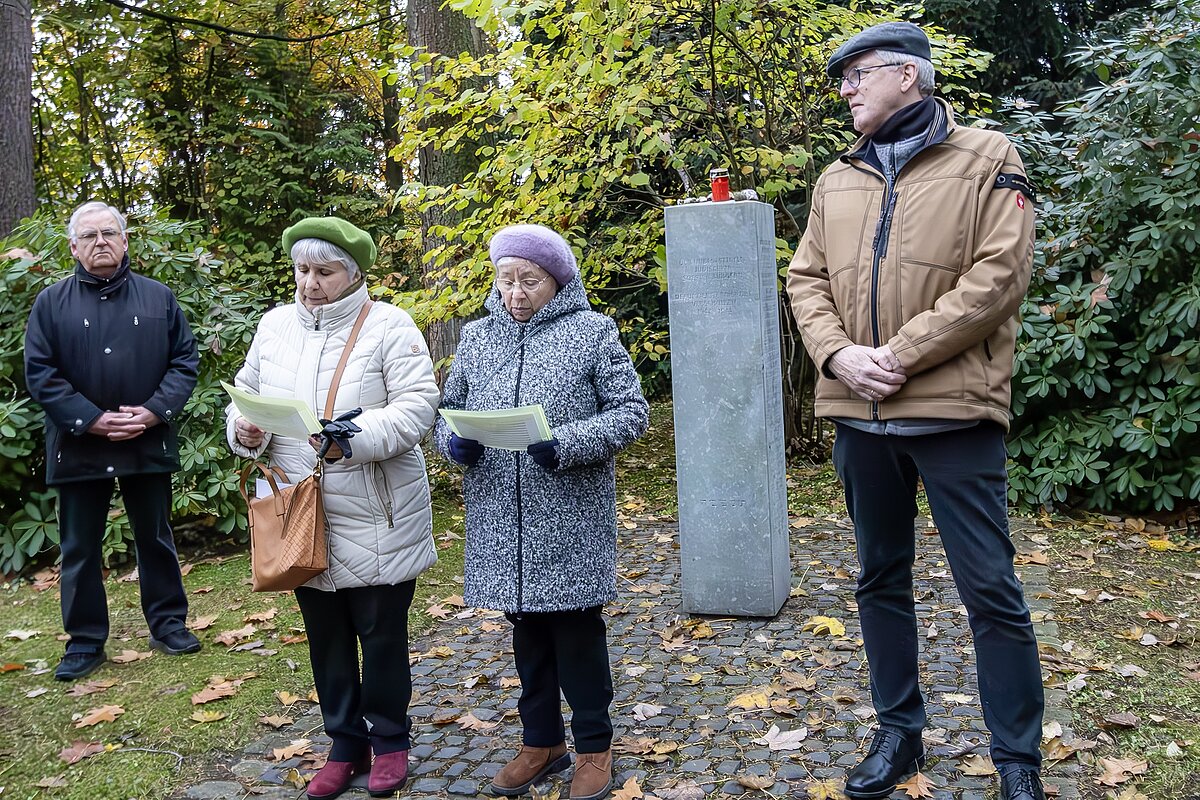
[24,258,199,485]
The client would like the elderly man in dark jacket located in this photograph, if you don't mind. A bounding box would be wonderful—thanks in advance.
[24,201,201,681]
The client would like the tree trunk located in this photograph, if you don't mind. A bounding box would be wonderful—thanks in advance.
[0,0,35,237]
[407,0,484,370]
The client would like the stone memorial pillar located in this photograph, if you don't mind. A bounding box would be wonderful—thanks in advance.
[664,199,791,617]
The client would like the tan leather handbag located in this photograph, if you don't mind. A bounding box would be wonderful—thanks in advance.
[238,301,372,592]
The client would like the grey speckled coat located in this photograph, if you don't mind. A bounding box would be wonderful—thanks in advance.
[433,278,649,613]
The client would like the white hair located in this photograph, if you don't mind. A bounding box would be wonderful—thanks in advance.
[289,237,360,278]
[68,201,127,241]
[874,49,936,97]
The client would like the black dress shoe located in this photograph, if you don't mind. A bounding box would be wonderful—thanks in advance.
[844,727,925,799]
[149,629,202,655]
[54,650,107,681]
[1000,767,1045,800]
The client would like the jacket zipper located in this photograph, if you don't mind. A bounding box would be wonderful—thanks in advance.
[513,327,527,612]
[375,464,395,528]
[869,173,895,422]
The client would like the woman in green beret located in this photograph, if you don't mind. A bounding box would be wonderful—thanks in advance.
[226,217,440,799]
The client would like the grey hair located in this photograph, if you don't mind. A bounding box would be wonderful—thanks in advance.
[68,201,127,241]
[289,237,360,278]
[874,49,936,97]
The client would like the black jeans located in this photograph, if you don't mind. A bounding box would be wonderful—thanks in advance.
[833,422,1044,769]
[506,606,614,753]
[57,473,189,653]
[296,581,417,761]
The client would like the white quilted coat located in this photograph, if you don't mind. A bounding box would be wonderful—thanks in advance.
[226,285,440,591]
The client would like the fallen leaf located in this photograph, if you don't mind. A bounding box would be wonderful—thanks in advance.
[895,771,936,798]
[1014,550,1050,565]
[59,740,105,764]
[231,639,266,653]
[271,739,314,762]
[110,649,152,664]
[690,622,715,639]
[214,625,257,647]
[654,781,705,800]
[190,709,227,723]
[802,780,845,800]
[280,634,308,645]
[958,754,996,776]
[276,690,303,706]
[187,614,218,631]
[1096,757,1148,786]
[802,616,846,637]
[728,690,771,711]
[281,766,308,788]
[1,662,25,672]
[611,776,643,800]
[457,712,498,731]
[74,704,124,728]
[259,715,294,729]
[1101,712,1140,730]
[4,629,39,640]
[755,724,808,751]
[735,774,774,790]
[66,678,120,697]
[244,608,278,623]
[631,702,665,721]
[35,776,68,788]
[192,683,239,705]
[500,676,521,689]
[26,687,49,698]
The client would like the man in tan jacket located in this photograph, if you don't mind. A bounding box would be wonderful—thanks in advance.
[787,22,1044,800]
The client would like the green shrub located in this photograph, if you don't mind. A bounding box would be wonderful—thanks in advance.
[1004,0,1200,512]
[0,215,264,574]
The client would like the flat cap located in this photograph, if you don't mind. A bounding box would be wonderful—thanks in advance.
[489,224,578,287]
[282,216,377,271]
[827,21,931,78]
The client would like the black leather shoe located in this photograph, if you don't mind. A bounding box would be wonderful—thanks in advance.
[149,629,202,655]
[844,727,925,799]
[54,650,106,681]
[1000,767,1046,800]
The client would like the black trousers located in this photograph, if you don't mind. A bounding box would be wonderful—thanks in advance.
[506,606,614,753]
[296,581,416,761]
[833,422,1044,769]
[57,473,189,653]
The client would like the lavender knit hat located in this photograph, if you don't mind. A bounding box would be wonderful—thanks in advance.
[488,224,578,287]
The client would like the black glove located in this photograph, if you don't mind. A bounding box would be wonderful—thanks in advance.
[449,434,484,467]
[527,438,560,469]
[317,408,363,463]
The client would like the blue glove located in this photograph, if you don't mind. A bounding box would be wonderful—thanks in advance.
[527,438,560,469]
[448,434,484,467]
[317,408,363,463]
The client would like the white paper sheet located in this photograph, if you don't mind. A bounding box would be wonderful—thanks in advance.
[255,477,293,498]
[439,405,553,451]
[222,381,323,441]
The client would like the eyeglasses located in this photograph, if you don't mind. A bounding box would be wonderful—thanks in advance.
[76,228,122,245]
[836,63,901,90]
[495,276,551,293]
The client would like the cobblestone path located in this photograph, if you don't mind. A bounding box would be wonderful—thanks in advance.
[179,514,1080,800]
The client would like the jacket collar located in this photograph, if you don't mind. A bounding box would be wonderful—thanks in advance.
[843,96,955,165]
[295,283,371,331]
[75,255,132,298]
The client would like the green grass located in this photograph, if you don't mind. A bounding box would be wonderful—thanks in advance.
[0,467,466,800]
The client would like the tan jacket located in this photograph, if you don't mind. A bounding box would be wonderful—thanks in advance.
[787,100,1034,430]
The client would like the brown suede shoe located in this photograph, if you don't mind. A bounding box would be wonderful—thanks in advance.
[489,742,571,796]
[570,749,612,800]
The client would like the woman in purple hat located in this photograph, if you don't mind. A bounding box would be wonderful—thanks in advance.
[434,224,649,800]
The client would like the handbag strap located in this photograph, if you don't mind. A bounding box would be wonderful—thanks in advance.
[323,301,373,420]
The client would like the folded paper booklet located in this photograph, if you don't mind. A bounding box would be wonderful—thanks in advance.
[222,381,323,442]
[440,405,553,451]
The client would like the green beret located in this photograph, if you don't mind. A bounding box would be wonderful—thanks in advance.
[282,217,377,271]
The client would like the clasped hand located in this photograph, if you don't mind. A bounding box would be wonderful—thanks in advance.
[89,406,160,441]
[829,345,907,402]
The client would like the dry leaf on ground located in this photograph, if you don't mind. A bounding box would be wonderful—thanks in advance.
[110,649,152,664]
[65,678,119,697]
[611,776,643,800]
[74,704,124,728]
[958,754,996,776]
[653,781,704,800]
[187,615,218,631]
[728,691,771,711]
[276,690,303,706]
[59,740,105,764]
[801,616,846,636]
[190,709,227,723]
[1096,757,1149,786]
[245,608,278,623]
[803,780,844,800]
[271,739,314,762]
[896,772,936,798]
[192,683,239,705]
[755,724,808,751]
[259,715,294,729]
[214,625,257,646]
[35,776,69,788]
[457,712,498,731]
[631,702,665,721]
[735,774,774,790]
